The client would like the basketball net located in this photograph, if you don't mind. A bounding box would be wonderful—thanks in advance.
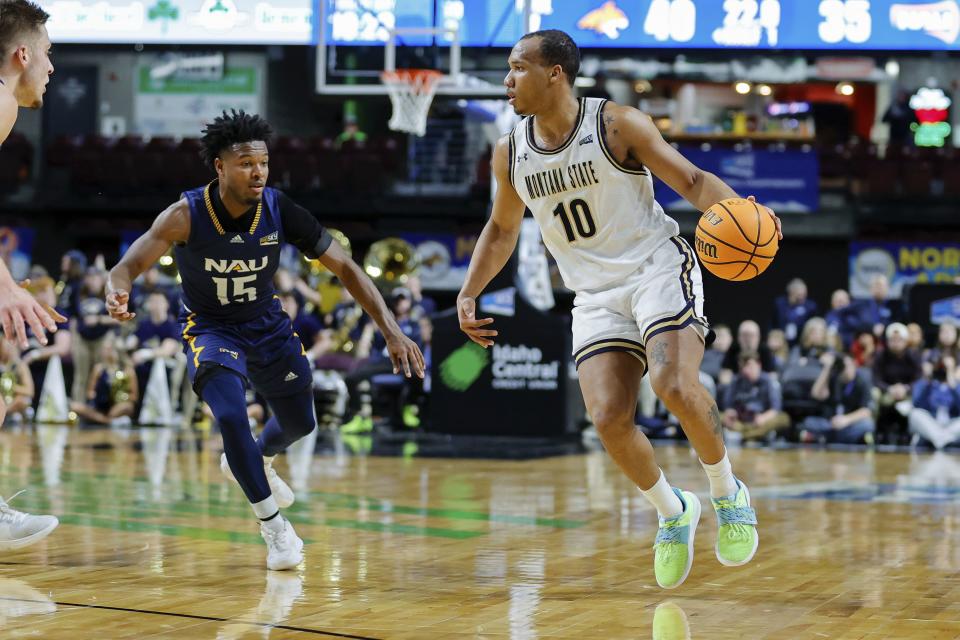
[381,69,443,137]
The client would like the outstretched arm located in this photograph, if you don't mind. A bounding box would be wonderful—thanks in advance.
[106,200,190,322]
[456,136,527,348]
[606,103,782,239]
[0,261,67,348]
[318,243,425,378]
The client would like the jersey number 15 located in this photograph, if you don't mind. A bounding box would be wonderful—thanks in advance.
[553,198,597,243]
[212,276,258,305]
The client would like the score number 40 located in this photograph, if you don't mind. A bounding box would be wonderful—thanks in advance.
[819,0,871,44]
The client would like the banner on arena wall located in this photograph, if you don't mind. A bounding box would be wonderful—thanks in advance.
[849,241,960,298]
[653,146,819,213]
[0,227,35,281]
[42,0,316,44]
[134,65,262,137]
[400,232,478,291]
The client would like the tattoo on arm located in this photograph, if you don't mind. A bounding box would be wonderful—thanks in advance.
[602,113,620,134]
[709,404,724,439]
[651,341,669,366]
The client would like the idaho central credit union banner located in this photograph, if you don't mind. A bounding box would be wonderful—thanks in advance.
[849,241,960,298]
[654,146,819,213]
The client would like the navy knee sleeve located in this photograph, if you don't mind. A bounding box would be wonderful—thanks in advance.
[200,367,271,503]
[258,387,317,457]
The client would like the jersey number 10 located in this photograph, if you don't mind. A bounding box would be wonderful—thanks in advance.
[553,198,597,243]
[212,276,258,305]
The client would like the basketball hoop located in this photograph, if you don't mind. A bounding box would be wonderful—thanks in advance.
[380,69,443,137]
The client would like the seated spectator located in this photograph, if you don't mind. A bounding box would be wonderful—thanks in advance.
[406,275,437,320]
[766,329,789,373]
[852,274,903,337]
[279,291,325,363]
[21,277,72,397]
[852,331,878,368]
[131,265,178,315]
[341,288,424,432]
[57,249,86,318]
[873,322,923,445]
[907,322,926,354]
[908,360,960,450]
[923,322,958,378]
[129,291,179,364]
[70,339,138,427]
[72,268,118,403]
[0,340,34,426]
[786,317,833,368]
[701,323,731,383]
[311,288,367,373]
[825,288,859,348]
[127,291,180,404]
[799,352,875,444]
[773,278,818,345]
[720,352,790,441]
[720,320,778,385]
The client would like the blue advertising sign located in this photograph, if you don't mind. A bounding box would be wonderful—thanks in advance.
[327,0,960,51]
[849,242,960,298]
[400,232,479,291]
[653,146,820,213]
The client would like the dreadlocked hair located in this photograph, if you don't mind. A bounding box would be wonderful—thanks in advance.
[199,109,273,169]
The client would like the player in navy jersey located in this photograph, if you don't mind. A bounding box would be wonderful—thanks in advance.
[106,110,424,570]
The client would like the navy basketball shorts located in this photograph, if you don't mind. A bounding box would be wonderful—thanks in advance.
[179,297,312,398]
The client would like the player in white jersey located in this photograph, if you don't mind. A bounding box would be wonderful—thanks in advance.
[0,0,61,549]
[458,30,782,589]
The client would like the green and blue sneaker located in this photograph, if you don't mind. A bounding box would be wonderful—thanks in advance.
[653,488,701,589]
[711,478,759,567]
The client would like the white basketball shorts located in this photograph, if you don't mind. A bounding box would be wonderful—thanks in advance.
[571,236,709,370]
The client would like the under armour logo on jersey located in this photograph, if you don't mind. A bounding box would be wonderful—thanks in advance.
[230,234,244,244]
[517,152,529,163]
[284,372,298,382]
[578,134,594,146]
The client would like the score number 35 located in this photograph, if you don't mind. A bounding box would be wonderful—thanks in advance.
[819,0,871,44]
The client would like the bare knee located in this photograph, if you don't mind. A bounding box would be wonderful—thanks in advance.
[590,401,636,439]
[650,368,701,411]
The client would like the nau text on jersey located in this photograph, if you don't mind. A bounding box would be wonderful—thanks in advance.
[523,161,600,201]
[204,257,269,273]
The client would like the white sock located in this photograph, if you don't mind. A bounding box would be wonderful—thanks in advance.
[640,470,684,518]
[252,494,280,520]
[700,453,738,498]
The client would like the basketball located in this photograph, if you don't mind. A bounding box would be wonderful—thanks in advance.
[695,198,779,281]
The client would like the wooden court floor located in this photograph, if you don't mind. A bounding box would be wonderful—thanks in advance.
[1,426,959,639]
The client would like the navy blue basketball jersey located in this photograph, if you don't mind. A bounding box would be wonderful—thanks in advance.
[175,182,283,323]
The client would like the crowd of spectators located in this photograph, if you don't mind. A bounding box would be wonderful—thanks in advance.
[1,249,435,437]
[5,249,959,452]
[645,275,960,450]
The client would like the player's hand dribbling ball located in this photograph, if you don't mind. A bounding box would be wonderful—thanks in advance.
[695,198,779,281]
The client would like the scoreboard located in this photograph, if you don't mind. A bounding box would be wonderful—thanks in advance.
[326,0,960,51]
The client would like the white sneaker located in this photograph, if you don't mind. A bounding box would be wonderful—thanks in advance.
[220,453,295,508]
[260,517,304,571]
[0,493,59,551]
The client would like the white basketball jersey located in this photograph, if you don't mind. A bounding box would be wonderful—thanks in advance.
[508,97,678,292]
